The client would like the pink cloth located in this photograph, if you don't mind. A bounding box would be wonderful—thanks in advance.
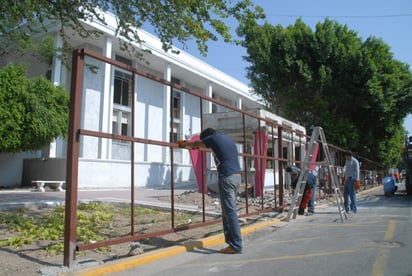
[310,144,319,171]
[188,135,204,192]
[254,129,268,197]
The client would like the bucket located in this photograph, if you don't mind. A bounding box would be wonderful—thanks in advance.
[382,176,395,193]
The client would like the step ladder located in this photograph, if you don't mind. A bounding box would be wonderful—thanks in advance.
[285,126,347,222]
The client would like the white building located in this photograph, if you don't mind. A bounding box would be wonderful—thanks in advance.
[0,11,306,190]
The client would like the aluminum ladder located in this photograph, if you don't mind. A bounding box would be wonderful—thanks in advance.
[285,126,347,222]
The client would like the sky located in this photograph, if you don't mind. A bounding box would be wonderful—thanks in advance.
[147,0,412,135]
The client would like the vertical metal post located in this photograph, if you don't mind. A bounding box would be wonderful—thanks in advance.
[257,121,264,209]
[63,49,84,267]
[277,126,284,207]
[270,124,277,208]
[242,113,249,213]
[169,83,175,228]
[200,98,206,222]
[131,72,136,234]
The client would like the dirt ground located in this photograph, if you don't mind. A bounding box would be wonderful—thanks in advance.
[0,189,272,276]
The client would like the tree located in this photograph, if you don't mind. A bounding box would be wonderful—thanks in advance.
[0,0,264,60]
[0,64,69,153]
[238,18,412,168]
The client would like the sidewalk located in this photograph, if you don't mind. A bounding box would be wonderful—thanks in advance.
[0,182,385,210]
[0,184,205,211]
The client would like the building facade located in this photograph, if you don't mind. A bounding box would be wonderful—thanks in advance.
[1,11,306,190]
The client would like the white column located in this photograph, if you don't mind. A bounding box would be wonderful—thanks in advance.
[52,35,63,86]
[237,97,242,110]
[48,35,64,158]
[100,36,113,159]
[204,83,214,169]
[205,82,213,114]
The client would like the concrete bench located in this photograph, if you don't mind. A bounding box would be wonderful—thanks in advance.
[32,180,65,192]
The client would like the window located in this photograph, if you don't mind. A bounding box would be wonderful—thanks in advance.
[294,146,301,162]
[211,93,232,113]
[112,110,130,136]
[112,70,132,138]
[111,69,132,160]
[173,90,181,120]
[170,90,181,143]
[114,71,131,106]
[267,147,274,169]
[115,54,132,67]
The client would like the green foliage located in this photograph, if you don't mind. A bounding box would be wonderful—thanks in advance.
[0,202,180,254]
[38,37,58,65]
[0,64,69,153]
[239,18,412,169]
[0,0,264,59]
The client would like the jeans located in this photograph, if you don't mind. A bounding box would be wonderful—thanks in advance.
[344,177,357,212]
[299,186,312,215]
[218,174,242,252]
[308,184,316,213]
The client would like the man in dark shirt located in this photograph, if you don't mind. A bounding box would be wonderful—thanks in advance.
[285,166,315,215]
[178,128,242,254]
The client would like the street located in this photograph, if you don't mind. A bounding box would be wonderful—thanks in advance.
[107,183,412,276]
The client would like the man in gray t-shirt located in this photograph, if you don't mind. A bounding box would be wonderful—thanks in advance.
[343,150,360,213]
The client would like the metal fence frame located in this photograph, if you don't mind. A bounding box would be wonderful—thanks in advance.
[63,48,384,267]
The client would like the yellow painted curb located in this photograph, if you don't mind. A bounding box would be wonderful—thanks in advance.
[61,217,283,276]
[358,185,382,195]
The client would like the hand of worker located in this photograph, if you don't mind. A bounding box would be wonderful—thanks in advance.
[177,140,186,148]
[355,179,361,190]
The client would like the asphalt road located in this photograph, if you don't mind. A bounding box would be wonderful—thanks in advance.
[103,183,412,276]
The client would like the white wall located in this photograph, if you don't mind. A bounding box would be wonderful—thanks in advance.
[0,152,41,187]
[135,75,165,163]
[76,69,201,188]
[78,159,195,188]
[80,57,105,159]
